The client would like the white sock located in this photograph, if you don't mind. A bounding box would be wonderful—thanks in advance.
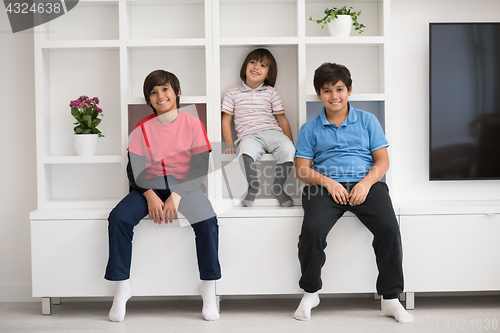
[382,297,414,323]
[294,292,320,321]
[109,280,133,322]
[200,280,219,321]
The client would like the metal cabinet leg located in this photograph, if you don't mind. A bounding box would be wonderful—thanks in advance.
[399,293,406,302]
[373,293,381,300]
[216,295,221,313]
[405,292,415,310]
[42,297,52,315]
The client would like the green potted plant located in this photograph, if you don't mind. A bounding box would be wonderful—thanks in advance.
[70,95,104,156]
[310,6,366,37]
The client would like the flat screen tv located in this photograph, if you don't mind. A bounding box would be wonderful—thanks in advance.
[429,23,500,180]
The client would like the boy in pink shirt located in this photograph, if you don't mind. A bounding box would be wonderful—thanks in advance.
[105,70,221,322]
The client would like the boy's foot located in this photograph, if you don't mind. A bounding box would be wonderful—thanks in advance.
[294,292,320,321]
[272,163,293,207]
[272,190,293,207]
[382,298,414,323]
[200,280,219,321]
[241,154,259,207]
[109,280,133,322]
[241,188,258,207]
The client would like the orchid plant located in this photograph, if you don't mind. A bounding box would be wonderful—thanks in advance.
[70,95,104,137]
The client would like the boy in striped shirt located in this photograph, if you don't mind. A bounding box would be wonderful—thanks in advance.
[222,48,296,207]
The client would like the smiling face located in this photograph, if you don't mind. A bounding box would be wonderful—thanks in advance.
[245,59,269,89]
[148,84,179,115]
[317,80,352,119]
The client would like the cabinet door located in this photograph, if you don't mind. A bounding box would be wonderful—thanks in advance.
[217,216,377,295]
[129,219,201,296]
[31,219,201,297]
[401,214,500,292]
[31,220,112,297]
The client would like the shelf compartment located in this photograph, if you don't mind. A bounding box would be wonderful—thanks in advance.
[220,159,301,202]
[128,47,206,98]
[305,44,383,95]
[40,40,120,49]
[126,39,206,47]
[219,45,299,141]
[127,96,207,105]
[306,100,386,131]
[219,37,299,46]
[40,49,122,157]
[128,104,207,134]
[219,1,297,39]
[40,1,119,42]
[37,199,122,210]
[305,36,384,45]
[306,93,385,102]
[305,0,382,37]
[43,155,123,164]
[127,1,206,40]
[44,163,124,202]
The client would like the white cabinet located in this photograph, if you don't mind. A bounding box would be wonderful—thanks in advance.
[401,213,500,293]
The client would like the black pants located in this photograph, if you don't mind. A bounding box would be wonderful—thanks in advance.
[298,182,403,298]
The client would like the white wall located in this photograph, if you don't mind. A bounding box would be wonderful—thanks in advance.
[390,0,500,202]
[0,11,37,301]
[0,0,499,302]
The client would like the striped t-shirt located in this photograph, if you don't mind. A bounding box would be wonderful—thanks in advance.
[221,82,285,139]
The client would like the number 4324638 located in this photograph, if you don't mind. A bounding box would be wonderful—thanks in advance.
[5,2,62,14]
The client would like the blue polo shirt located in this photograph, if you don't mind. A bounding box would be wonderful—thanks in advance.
[296,103,388,182]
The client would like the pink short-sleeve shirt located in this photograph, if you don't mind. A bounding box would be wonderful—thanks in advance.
[128,111,211,180]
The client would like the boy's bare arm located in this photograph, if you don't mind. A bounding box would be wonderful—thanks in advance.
[221,112,236,154]
[276,113,294,143]
[296,157,349,205]
[366,147,390,185]
[349,147,390,206]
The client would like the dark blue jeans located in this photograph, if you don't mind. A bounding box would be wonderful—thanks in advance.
[105,177,221,281]
[298,182,403,298]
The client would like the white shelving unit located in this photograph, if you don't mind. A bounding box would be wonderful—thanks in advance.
[31,0,399,314]
[33,0,391,216]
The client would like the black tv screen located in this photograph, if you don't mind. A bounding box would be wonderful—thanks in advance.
[430,23,500,180]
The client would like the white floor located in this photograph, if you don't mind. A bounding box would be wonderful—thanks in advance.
[1,295,499,333]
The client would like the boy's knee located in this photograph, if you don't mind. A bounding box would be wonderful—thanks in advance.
[193,217,219,233]
[108,206,136,231]
[376,224,401,244]
[302,185,329,206]
[108,209,120,225]
[299,224,327,244]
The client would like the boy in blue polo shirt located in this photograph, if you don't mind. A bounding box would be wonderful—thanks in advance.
[293,63,413,323]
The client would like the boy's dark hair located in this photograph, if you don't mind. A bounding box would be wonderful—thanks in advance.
[313,63,352,94]
[143,70,181,113]
[240,48,278,87]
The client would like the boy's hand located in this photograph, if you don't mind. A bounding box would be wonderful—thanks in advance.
[144,190,165,224]
[328,181,349,205]
[349,181,371,206]
[162,192,181,224]
[223,147,236,154]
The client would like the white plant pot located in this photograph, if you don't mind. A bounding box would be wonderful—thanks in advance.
[327,15,353,37]
[74,134,99,156]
